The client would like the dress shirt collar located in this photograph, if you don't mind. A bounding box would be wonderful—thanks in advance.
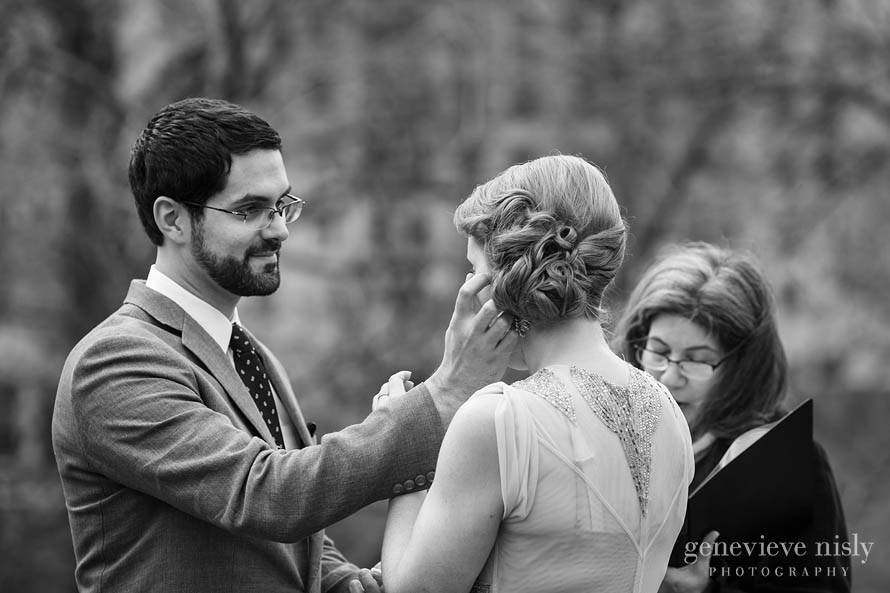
[145,265,241,352]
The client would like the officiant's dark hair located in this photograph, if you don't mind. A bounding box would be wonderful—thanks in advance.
[454,155,626,326]
[613,242,787,440]
[129,97,282,245]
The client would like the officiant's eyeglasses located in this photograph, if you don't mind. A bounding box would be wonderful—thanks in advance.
[635,345,733,381]
[181,195,305,230]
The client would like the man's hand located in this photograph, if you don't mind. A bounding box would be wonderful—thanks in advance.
[348,567,384,593]
[425,273,518,427]
[659,531,719,593]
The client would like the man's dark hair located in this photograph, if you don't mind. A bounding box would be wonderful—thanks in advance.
[128,97,283,245]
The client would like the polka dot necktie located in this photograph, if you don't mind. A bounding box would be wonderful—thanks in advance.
[230,323,286,449]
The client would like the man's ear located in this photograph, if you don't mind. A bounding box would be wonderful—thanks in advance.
[154,196,191,245]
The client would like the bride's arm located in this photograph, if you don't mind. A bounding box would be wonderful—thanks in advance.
[382,392,504,593]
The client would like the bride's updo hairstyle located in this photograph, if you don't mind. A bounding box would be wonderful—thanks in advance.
[454,155,626,326]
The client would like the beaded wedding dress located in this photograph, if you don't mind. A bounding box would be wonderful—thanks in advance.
[469,364,693,593]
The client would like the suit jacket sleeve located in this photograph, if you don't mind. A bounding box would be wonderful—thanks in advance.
[66,326,445,543]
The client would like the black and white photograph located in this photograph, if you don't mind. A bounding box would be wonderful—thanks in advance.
[0,1,887,591]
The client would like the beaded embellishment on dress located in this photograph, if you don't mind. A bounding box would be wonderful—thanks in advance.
[512,366,662,516]
[513,367,576,422]
[571,366,660,516]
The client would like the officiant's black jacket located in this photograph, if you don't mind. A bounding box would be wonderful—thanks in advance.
[693,439,851,593]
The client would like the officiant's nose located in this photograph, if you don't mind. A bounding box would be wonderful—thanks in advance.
[659,361,685,389]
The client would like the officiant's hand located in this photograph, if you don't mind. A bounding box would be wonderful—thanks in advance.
[425,273,518,427]
[659,531,719,593]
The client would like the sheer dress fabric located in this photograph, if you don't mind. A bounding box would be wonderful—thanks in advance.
[471,364,694,593]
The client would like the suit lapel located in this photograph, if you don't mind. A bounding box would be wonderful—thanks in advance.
[180,316,277,443]
[248,329,316,448]
[124,281,276,444]
[243,322,322,588]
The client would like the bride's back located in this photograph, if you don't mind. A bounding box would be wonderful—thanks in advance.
[471,363,693,593]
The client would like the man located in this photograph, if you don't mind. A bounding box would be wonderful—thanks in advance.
[52,97,517,592]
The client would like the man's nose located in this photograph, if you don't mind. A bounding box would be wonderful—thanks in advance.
[264,210,290,242]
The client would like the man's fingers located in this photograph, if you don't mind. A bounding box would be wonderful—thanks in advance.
[369,563,383,585]
[453,273,492,317]
[358,568,381,593]
[486,310,507,331]
[471,299,507,336]
[371,392,386,411]
[348,579,364,593]
[496,324,520,351]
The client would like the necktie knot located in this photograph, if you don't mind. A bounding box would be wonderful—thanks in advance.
[230,323,254,355]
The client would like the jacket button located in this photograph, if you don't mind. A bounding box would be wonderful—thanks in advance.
[426,471,436,482]
[403,479,416,491]
[393,483,404,495]
[415,474,427,487]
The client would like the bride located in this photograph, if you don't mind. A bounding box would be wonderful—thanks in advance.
[379,155,693,593]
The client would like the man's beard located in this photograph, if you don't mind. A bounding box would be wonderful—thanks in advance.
[191,221,282,297]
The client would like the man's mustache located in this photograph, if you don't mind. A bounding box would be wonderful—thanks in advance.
[245,239,282,258]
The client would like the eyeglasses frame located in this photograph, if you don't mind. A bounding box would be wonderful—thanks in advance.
[633,336,749,380]
[180,194,306,229]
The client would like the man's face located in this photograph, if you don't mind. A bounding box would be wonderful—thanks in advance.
[190,149,291,297]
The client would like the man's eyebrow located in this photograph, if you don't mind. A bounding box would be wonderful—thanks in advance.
[232,187,292,206]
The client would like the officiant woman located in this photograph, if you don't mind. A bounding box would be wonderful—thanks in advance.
[613,242,851,593]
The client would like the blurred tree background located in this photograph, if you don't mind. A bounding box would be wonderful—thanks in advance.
[1,0,888,590]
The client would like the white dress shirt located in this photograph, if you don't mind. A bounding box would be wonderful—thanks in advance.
[145,265,299,448]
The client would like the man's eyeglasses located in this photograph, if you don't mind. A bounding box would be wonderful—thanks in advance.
[634,345,734,381]
[181,194,305,230]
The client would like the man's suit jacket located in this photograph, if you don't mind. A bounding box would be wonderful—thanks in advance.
[52,280,445,592]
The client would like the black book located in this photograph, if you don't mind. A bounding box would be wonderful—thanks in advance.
[669,399,815,568]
